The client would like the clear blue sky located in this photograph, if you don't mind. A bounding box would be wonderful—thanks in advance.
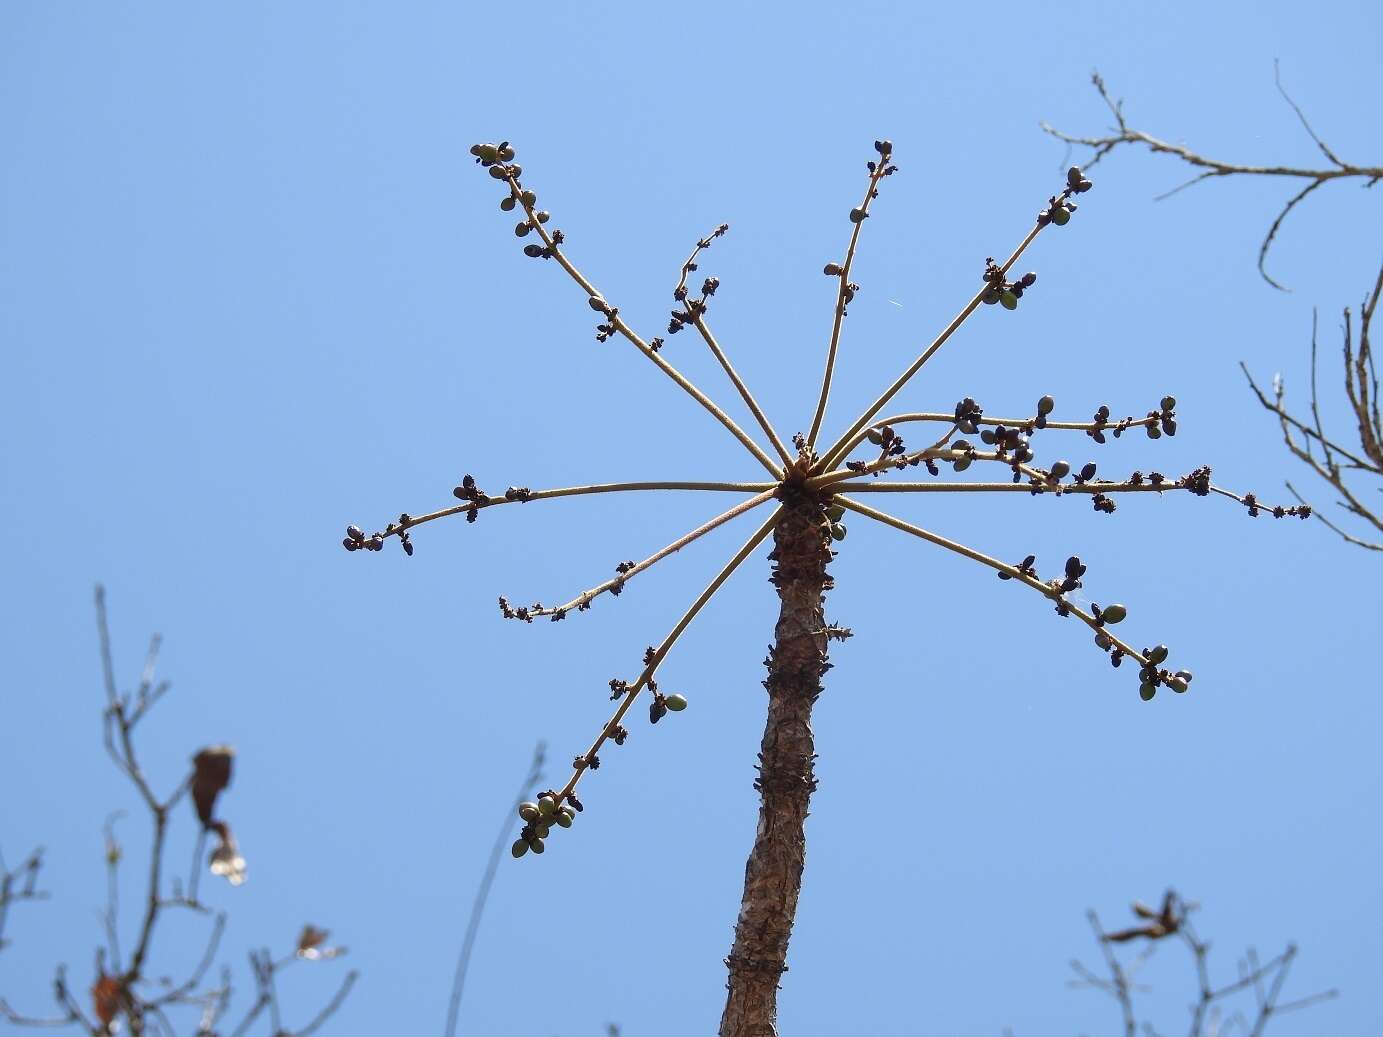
[2,2,1379,1034]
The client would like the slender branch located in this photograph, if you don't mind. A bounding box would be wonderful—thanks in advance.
[504,488,777,619]
[835,410,1160,461]
[553,508,782,808]
[444,743,546,1037]
[501,170,783,476]
[0,847,48,954]
[670,223,793,466]
[353,480,777,548]
[836,496,1152,667]
[807,148,893,448]
[690,314,793,467]
[815,217,1049,474]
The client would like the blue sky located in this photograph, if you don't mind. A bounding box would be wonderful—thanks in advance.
[2,2,1379,1034]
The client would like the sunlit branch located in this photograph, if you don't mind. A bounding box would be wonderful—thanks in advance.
[815,221,1047,473]
[807,148,893,448]
[505,488,779,620]
[502,171,782,476]
[353,480,777,549]
[554,509,782,808]
[837,496,1151,667]
[690,315,793,467]
[836,410,1160,460]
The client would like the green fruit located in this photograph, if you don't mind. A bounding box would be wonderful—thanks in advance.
[866,428,884,445]
[830,523,847,541]
[1038,395,1055,415]
[1051,207,1071,226]
[498,145,516,162]
[521,190,537,207]
[827,503,845,522]
[1139,682,1156,701]
[665,693,688,712]
[475,144,500,163]
[952,456,972,473]
[511,838,529,858]
[535,823,550,838]
[556,812,573,828]
[536,210,550,224]
[500,196,516,211]
[1168,677,1189,694]
[1161,396,1177,412]
[537,796,556,817]
[1147,644,1169,665]
[518,801,540,822]
[515,221,531,237]
[530,838,545,854]
[1049,460,1071,479]
[999,291,1018,310]
[1100,603,1127,625]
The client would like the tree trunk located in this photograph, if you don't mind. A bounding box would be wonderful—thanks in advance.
[719,487,832,1037]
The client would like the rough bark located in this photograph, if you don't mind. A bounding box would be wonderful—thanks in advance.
[719,487,832,1037]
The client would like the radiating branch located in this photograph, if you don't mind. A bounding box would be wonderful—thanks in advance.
[345,479,777,554]
[501,488,778,620]
[807,141,896,448]
[498,168,782,476]
[552,509,782,809]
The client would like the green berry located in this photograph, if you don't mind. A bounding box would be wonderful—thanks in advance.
[830,523,847,541]
[1139,682,1156,701]
[1051,207,1071,226]
[556,811,573,828]
[1038,395,1055,415]
[511,838,529,858]
[500,196,516,211]
[530,838,545,854]
[1100,603,1128,625]
[1147,644,1169,665]
[866,428,884,445]
[1168,677,1189,694]
[999,291,1018,310]
[520,190,537,207]
[827,503,845,522]
[537,795,556,817]
[665,693,688,712]
[515,221,531,237]
[498,145,516,162]
[518,801,539,822]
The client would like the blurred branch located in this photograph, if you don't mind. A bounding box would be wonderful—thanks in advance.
[0,846,48,954]
[1070,891,1337,1035]
[444,742,546,1037]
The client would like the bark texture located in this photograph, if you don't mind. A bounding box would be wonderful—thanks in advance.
[719,487,832,1037]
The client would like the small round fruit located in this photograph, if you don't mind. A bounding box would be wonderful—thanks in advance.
[521,190,537,207]
[511,838,529,858]
[537,796,556,817]
[530,838,545,854]
[999,291,1018,310]
[1147,644,1169,665]
[1168,677,1189,694]
[1100,603,1128,625]
[515,221,531,237]
[665,693,688,712]
[1160,395,1177,412]
[500,196,516,211]
[1139,682,1156,701]
[1049,460,1071,479]
[1051,207,1071,226]
[830,523,847,540]
[1037,394,1055,414]
[556,812,573,828]
[518,801,540,822]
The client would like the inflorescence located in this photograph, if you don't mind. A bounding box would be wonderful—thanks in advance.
[341,139,1307,858]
